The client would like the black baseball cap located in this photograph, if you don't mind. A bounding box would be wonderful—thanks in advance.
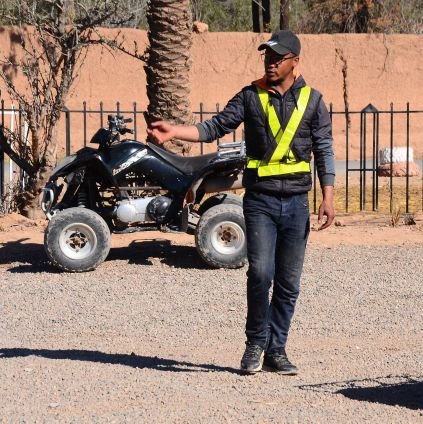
[258,30,301,56]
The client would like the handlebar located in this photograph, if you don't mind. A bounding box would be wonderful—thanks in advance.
[105,115,135,142]
[107,115,132,124]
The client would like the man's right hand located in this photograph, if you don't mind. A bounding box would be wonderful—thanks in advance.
[147,121,176,145]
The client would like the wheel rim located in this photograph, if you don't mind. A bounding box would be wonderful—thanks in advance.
[58,222,98,260]
[209,220,245,255]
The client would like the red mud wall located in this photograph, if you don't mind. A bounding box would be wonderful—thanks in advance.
[0,28,422,159]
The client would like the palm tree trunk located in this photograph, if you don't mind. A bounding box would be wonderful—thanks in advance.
[145,0,194,155]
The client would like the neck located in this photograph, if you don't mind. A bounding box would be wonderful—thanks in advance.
[272,74,296,94]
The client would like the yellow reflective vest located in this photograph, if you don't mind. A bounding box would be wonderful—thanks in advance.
[247,85,312,177]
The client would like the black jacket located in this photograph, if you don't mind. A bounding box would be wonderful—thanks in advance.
[196,76,335,195]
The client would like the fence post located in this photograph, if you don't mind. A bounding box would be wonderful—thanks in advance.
[199,102,204,155]
[100,101,104,127]
[359,104,379,211]
[63,107,71,156]
[133,102,137,140]
[406,102,410,213]
[389,103,394,213]
[83,101,87,147]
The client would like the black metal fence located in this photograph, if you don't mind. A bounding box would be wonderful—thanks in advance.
[327,103,422,214]
[1,100,422,215]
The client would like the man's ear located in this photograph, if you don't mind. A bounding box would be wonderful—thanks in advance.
[292,56,300,74]
[293,58,300,78]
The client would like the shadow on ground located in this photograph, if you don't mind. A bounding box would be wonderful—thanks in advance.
[0,348,240,374]
[337,380,423,410]
[298,375,423,410]
[108,239,208,269]
[0,238,208,273]
[0,239,52,272]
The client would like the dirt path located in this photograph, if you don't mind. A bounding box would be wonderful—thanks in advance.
[0,213,422,422]
[0,211,422,248]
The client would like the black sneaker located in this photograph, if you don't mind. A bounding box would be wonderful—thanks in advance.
[263,351,298,375]
[240,343,264,374]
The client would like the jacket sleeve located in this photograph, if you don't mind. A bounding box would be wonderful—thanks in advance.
[195,90,245,142]
[311,95,335,187]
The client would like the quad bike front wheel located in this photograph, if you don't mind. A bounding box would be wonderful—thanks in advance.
[195,204,247,269]
[44,207,111,272]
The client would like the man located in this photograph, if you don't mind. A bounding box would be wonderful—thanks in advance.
[147,30,335,374]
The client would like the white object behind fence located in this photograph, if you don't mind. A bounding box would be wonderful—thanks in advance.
[378,147,420,177]
[379,147,414,164]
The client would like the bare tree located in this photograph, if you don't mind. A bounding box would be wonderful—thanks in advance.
[299,0,423,34]
[145,0,194,155]
[0,0,134,217]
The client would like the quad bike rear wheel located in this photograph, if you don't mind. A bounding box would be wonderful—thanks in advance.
[195,204,247,269]
[197,192,243,215]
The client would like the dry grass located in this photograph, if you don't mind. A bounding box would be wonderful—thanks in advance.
[207,177,422,219]
[311,177,422,215]
[390,206,402,227]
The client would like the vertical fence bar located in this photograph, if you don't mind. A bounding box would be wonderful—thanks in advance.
[133,102,137,140]
[345,106,349,213]
[199,103,204,155]
[389,103,394,213]
[372,111,377,210]
[100,102,104,127]
[363,111,367,210]
[359,111,363,210]
[359,104,379,211]
[216,103,220,147]
[375,111,379,210]
[116,101,120,116]
[64,107,71,156]
[83,101,87,147]
[406,102,410,213]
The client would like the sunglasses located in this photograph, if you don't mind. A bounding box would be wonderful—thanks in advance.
[261,53,297,65]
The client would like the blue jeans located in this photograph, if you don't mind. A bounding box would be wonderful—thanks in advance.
[243,190,310,355]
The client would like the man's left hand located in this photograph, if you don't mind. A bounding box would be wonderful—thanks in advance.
[318,186,335,230]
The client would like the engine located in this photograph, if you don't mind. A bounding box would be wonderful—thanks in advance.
[114,195,172,224]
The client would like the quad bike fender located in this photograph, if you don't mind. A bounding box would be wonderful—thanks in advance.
[49,153,118,188]
[200,172,243,194]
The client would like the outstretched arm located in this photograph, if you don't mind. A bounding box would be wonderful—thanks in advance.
[147,121,200,145]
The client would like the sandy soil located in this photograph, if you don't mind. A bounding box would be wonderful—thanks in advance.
[0,211,422,248]
[0,212,422,422]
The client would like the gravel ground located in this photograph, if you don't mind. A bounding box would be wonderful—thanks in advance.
[0,235,422,423]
